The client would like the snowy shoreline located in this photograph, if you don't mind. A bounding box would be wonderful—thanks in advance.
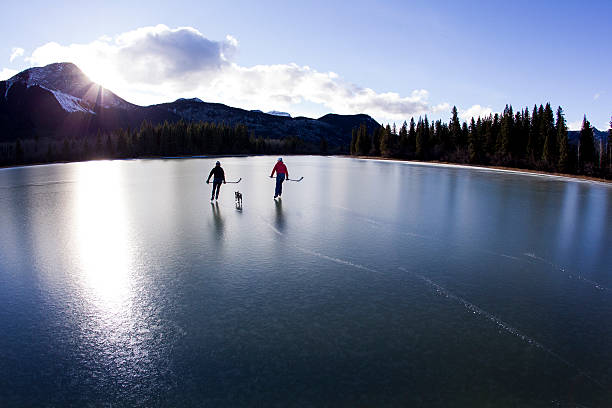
[346,155,612,187]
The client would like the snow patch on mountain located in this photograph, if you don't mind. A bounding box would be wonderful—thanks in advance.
[267,110,291,117]
[4,77,18,99]
[47,88,95,114]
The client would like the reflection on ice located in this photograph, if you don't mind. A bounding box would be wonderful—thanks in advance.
[74,161,132,311]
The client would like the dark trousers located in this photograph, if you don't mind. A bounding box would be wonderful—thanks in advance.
[211,181,222,199]
[275,173,285,197]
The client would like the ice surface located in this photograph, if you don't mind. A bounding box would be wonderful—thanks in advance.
[0,156,611,406]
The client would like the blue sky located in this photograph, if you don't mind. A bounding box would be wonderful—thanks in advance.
[1,0,611,130]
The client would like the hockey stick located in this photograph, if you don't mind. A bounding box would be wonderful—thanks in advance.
[206,178,241,184]
[268,176,304,182]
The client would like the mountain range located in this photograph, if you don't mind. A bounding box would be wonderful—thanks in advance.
[1,62,607,149]
[0,62,379,146]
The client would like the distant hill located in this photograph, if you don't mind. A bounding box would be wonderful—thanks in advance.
[318,113,380,137]
[0,62,379,147]
[568,128,609,146]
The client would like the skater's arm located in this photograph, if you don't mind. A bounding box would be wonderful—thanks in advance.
[206,168,214,183]
[222,168,226,183]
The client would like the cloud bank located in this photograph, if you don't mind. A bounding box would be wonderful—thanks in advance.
[22,24,449,120]
[0,24,522,126]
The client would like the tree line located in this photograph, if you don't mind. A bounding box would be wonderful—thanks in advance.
[0,120,324,167]
[350,104,611,179]
[1,104,610,180]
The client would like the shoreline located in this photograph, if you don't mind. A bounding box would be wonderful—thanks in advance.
[346,155,612,185]
[2,154,610,185]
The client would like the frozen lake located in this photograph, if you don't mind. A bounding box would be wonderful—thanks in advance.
[1,155,611,406]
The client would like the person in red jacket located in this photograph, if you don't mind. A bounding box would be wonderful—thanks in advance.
[270,157,289,198]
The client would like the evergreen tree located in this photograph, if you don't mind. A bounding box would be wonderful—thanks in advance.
[407,117,416,155]
[398,121,408,156]
[512,110,526,159]
[579,115,596,173]
[62,138,70,161]
[15,139,24,164]
[46,143,54,162]
[355,124,370,155]
[541,103,557,169]
[487,113,500,157]
[460,122,469,160]
[105,134,114,157]
[450,106,461,148]
[415,118,424,159]
[423,116,430,157]
[468,117,481,163]
[371,126,382,156]
[117,133,128,157]
[415,117,428,159]
[380,125,392,157]
[350,128,357,155]
[83,137,90,160]
[527,105,539,163]
[556,106,569,172]
[608,117,612,177]
[319,136,328,155]
[498,105,513,162]
[95,130,103,158]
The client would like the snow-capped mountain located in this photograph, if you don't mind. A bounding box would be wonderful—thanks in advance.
[267,110,291,118]
[0,62,379,145]
[3,62,134,113]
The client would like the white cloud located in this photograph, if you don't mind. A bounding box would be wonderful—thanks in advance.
[25,24,443,120]
[568,120,583,131]
[432,102,451,113]
[0,68,18,80]
[593,92,600,100]
[459,104,493,121]
[9,47,24,63]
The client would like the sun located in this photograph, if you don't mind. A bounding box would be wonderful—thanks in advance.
[78,60,124,94]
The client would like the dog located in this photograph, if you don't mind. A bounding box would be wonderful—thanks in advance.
[235,191,243,208]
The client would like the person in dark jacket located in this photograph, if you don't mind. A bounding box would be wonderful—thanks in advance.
[206,161,226,200]
[270,157,289,198]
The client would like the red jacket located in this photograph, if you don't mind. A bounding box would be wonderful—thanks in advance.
[271,162,288,178]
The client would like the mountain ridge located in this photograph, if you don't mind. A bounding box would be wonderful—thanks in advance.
[0,62,379,147]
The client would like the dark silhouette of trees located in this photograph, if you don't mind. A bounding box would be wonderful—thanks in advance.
[320,136,328,155]
[541,103,557,170]
[347,104,609,180]
[15,139,24,164]
[1,119,329,167]
[579,116,595,174]
[608,117,612,177]
[2,104,610,182]
[556,107,569,172]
